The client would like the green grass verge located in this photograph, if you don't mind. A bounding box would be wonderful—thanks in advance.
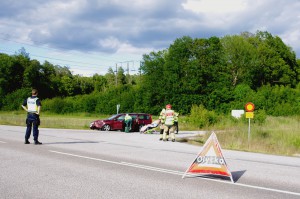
[177,115,300,157]
[0,111,108,130]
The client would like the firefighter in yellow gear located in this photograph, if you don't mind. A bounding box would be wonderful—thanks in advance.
[162,104,178,142]
[158,108,166,140]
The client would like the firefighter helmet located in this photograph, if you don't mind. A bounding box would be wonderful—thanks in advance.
[166,104,172,109]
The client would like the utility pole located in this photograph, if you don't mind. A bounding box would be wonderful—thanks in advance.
[139,61,143,76]
[114,60,141,84]
[126,62,129,75]
[115,64,118,86]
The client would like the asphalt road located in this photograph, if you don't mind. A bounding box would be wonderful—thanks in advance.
[0,125,300,199]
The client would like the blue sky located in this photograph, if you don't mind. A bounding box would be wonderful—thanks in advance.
[1,0,300,76]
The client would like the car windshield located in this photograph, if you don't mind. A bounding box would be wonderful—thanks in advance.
[107,114,118,120]
[117,115,125,121]
[106,113,147,121]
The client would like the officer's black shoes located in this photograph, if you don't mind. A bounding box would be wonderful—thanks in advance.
[172,139,175,142]
[159,138,163,141]
[34,141,42,145]
[25,140,43,144]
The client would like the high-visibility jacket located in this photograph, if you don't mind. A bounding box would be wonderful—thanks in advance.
[164,109,175,126]
[159,108,166,124]
[27,97,39,113]
[125,114,132,122]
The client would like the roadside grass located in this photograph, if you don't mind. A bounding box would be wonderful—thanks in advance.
[0,111,107,130]
[1,111,299,156]
[175,115,300,157]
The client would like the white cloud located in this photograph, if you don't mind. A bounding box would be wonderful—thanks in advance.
[182,0,248,14]
[1,0,300,77]
[105,0,158,9]
[181,0,250,29]
[281,29,300,54]
[98,37,121,49]
[116,42,153,56]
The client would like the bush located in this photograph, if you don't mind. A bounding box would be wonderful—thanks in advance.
[2,88,31,111]
[292,137,300,148]
[253,109,267,125]
[188,104,219,129]
[42,97,73,114]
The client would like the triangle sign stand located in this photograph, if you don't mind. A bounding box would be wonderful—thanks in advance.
[182,132,234,183]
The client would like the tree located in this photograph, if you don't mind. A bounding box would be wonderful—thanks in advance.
[15,47,30,59]
[254,31,298,88]
[116,67,126,86]
[60,76,76,96]
[1,32,300,116]
[38,61,57,98]
[221,34,258,87]
[0,52,29,98]
[23,59,41,88]
[105,67,116,87]
[92,74,107,93]
[140,50,168,112]
[140,36,226,114]
[76,75,94,94]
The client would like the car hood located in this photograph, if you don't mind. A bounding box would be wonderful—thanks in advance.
[94,119,110,123]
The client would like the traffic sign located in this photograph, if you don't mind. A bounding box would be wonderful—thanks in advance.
[182,132,233,183]
[245,112,254,119]
[245,102,255,112]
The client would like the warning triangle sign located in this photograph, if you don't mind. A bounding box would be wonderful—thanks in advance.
[182,132,234,182]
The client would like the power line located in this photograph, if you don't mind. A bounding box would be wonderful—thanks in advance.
[0,36,142,75]
[0,33,143,69]
[0,48,141,76]
[0,33,124,63]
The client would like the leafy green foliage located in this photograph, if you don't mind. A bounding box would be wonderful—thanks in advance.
[188,105,219,128]
[292,137,300,148]
[2,88,31,111]
[0,31,300,117]
[253,109,267,125]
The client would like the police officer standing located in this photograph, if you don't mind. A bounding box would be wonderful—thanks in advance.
[162,104,178,142]
[21,89,42,145]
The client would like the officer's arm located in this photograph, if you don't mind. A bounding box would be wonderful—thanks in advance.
[37,106,41,115]
[21,105,28,112]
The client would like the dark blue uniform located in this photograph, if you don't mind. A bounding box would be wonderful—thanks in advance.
[22,96,41,142]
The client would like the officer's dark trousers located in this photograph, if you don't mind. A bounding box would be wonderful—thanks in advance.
[25,114,40,141]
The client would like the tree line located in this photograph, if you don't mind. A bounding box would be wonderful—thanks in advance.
[1,31,300,116]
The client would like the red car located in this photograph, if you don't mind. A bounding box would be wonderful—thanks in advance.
[90,113,152,132]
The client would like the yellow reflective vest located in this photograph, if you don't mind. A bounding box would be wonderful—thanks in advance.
[164,109,175,126]
[27,97,39,113]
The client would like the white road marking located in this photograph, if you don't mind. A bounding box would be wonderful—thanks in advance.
[49,150,300,196]
[0,140,6,143]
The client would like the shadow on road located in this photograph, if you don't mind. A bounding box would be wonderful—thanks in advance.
[184,170,246,183]
[232,170,247,182]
